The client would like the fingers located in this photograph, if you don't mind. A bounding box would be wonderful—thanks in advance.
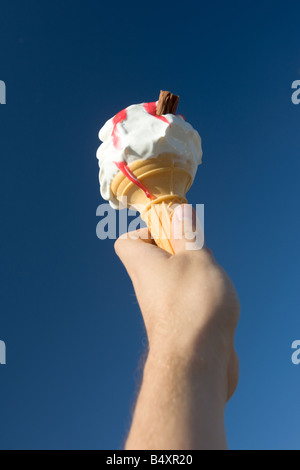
[171,204,205,254]
[114,227,170,281]
[115,204,213,283]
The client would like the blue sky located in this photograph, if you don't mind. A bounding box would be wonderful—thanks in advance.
[0,0,300,450]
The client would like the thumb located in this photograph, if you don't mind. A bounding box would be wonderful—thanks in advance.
[114,227,170,282]
[172,204,204,254]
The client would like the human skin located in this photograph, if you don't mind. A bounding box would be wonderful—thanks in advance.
[114,204,240,450]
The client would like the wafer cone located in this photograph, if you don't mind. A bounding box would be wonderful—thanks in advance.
[111,154,193,254]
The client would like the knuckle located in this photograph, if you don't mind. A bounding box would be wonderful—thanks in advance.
[114,237,123,255]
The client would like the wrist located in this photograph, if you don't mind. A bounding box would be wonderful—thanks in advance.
[148,317,232,371]
[145,340,229,407]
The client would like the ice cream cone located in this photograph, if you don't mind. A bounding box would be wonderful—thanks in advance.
[111,154,193,254]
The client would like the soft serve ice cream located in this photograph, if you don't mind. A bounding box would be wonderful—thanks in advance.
[96,101,203,209]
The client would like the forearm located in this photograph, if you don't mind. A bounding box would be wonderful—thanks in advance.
[115,216,239,450]
[125,344,228,450]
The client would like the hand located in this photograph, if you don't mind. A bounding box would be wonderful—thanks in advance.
[115,204,240,403]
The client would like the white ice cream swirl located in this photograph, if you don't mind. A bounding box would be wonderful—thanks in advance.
[96,101,203,209]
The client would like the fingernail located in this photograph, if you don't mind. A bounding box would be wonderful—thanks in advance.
[172,204,204,250]
[172,204,195,240]
[173,205,195,224]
